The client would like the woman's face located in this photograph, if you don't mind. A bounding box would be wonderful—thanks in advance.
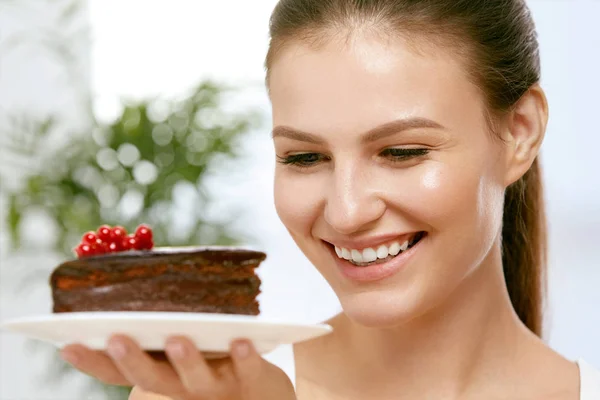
[269,34,510,327]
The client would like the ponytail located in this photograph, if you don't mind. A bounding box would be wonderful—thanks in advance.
[501,158,547,336]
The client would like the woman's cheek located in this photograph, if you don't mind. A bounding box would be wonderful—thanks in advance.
[381,163,454,224]
[403,160,503,264]
[420,164,443,191]
[385,161,484,234]
[274,169,325,235]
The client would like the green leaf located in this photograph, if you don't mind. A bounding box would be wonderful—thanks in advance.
[8,194,22,249]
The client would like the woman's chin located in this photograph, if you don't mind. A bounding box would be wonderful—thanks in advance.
[339,291,425,328]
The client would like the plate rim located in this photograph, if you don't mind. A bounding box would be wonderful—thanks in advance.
[0,311,333,332]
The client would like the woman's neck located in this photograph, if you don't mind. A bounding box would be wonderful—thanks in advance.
[306,244,544,399]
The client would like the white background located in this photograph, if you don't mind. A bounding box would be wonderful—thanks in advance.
[1,0,599,398]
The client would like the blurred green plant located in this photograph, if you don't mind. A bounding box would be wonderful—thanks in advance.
[3,81,260,255]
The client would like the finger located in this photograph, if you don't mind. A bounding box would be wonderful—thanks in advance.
[106,335,184,398]
[165,336,224,398]
[129,386,174,400]
[60,344,129,386]
[230,340,295,400]
[230,340,263,394]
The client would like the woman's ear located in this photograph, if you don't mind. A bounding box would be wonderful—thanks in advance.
[502,84,549,186]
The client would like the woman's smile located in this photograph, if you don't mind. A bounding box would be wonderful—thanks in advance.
[324,231,427,282]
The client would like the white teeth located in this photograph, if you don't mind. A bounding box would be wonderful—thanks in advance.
[388,242,401,256]
[376,245,389,259]
[362,248,377,262]
[341,248,351,260]
[333,234,421,264]
[335,247,342,258]
[351,249,364,263]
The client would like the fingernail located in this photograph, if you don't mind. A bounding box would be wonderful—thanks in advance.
[233,341,250,359]
[107,341,127,360]
[166,342,186,359]
[61,350,79,365]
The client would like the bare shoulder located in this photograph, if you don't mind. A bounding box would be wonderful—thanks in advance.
[549,359,582,400]
[129,386,172,400]
[293,314,346,400]
[294,314,344,369]
[522,337,581,400]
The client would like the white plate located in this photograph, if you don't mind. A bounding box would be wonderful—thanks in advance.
[0,312,333,357]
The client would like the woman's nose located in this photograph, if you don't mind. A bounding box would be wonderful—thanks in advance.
[323,163,386,235]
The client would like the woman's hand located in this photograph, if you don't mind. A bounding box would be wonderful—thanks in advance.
[60,335,296,400]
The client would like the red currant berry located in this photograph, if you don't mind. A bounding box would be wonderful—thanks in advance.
[82,231,98,245]
[139,239,154,250]
[86,241,99,256]
[122,235,137,251]
[107,241,121,252]
[97,225,112,242]
[94,238,109,254]
[76,243,94,257]
[110,226,127,243]
[134,238,148,250]
[134,224,153,242]
[74,245,83,258]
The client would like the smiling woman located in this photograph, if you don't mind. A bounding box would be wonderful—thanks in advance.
[59,1,600,399]
[266,0,600,399]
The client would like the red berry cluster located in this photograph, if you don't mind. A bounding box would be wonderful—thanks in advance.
[74,224,154,258]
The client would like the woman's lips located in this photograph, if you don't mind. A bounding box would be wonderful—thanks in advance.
[327,233,425,283]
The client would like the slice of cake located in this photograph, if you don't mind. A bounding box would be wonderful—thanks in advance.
[50,225,266,315]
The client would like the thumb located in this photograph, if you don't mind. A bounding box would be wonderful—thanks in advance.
[230,340,295,400]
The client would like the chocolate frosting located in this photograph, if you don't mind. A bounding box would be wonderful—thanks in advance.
[58,246,266,263]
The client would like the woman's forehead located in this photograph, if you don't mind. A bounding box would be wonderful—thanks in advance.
[269,36,485,138]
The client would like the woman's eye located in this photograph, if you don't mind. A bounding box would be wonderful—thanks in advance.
[277,153,327,167]
[277,148,428,168]
[381,148,429,161]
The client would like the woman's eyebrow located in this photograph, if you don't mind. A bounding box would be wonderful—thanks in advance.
[272,117,446,144]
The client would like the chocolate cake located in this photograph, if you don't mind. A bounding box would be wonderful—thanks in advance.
[50,246,266,315]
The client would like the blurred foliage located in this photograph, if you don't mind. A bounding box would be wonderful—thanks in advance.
[0,2,263,399]
[2,81,261,255]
